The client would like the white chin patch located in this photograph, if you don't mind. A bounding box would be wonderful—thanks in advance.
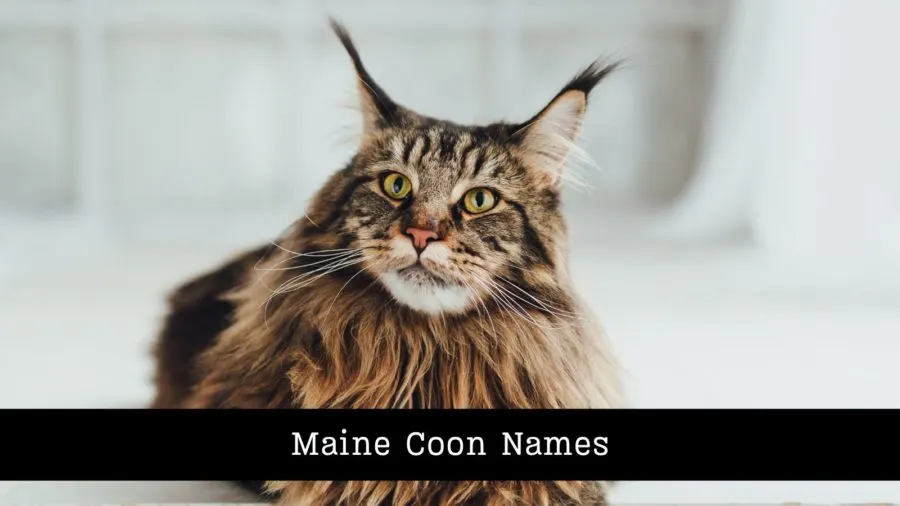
[379,269,473,315]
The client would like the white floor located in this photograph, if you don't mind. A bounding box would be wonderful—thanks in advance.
[2,240,900,503]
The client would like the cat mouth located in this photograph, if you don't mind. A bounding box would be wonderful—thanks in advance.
[379,261,474,314]
[396,263,450,287]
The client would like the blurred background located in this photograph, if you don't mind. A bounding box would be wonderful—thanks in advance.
[2,0,900,503]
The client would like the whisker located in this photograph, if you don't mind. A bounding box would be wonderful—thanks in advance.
[266,237,356,259]
[493,275,583,319]
[322,260,377,321]
[265,257,353,300]
[269,248,359,266]
[459,277,496,339]
[259,252,368,328]
[253,249,361,303]
[256,249,361,272]
[458,250,582,322]
[262,257,365,330]
[273,257,365,295]
[250,219,302,291]
[467,273,531,336]
[469,258,582,319]
[468,270,572,331]
[267,240,307,258]
[491,282,574,330]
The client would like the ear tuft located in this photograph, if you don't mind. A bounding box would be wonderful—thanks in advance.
[558,59,622,105]
[514,58,621,188]
[329,18,401,139]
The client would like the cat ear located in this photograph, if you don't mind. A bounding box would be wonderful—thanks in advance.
[512,60,620,187]
[330,19,404,141]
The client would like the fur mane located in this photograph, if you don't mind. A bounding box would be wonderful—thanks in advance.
[186,242,621,411]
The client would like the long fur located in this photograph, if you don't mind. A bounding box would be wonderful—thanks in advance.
[149,19,624,506]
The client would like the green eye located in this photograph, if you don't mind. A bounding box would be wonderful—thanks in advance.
[382,172,412,200]
[462,188,498,214]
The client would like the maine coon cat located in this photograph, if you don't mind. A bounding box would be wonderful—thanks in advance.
[149,19,624,506]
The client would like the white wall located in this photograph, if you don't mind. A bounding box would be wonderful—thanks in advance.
[650,0,900,288]
[0,0,726,255]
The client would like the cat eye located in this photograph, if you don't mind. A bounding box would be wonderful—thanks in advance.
[381,172,412,200]
[462,188,498,214]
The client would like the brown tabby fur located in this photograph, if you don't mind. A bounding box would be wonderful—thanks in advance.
[149,19,624,506]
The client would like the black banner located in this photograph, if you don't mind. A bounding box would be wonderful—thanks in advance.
[3,409,899,481]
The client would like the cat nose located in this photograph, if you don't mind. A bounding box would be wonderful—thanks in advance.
[405,227,439,253]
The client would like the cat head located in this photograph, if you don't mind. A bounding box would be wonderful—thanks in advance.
[302,20,619,316]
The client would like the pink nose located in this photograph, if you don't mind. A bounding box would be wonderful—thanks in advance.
[405,227,439,251]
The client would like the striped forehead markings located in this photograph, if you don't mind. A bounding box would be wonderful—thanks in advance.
[393,129,515,184]
[401,135,417,164]
[438,130,457,161]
